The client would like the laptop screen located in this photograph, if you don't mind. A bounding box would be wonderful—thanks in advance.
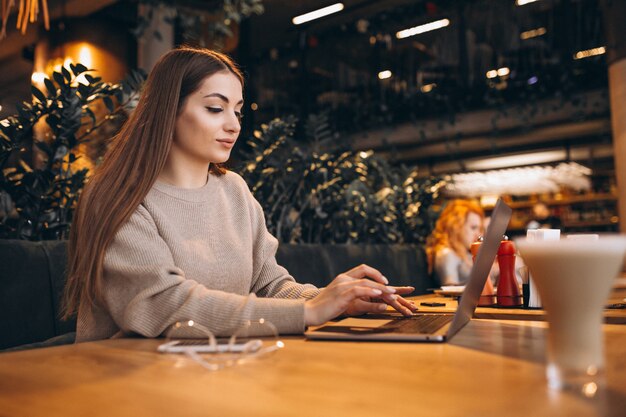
[445,199,512,339]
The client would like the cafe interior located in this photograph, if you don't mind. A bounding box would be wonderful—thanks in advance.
[1,0,626,416]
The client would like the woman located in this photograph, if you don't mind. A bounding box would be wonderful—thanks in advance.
[426,199,484,286]
[62,47,416,342]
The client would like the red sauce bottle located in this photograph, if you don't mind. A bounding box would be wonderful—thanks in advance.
[496,238,522,307]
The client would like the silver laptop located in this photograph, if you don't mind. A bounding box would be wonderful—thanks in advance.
[305,199,512,342]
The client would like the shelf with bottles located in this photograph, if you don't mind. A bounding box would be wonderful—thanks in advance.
[483,190,620,235]
[503,192,617,209]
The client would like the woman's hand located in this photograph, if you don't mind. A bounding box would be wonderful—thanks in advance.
[304,264,418,326]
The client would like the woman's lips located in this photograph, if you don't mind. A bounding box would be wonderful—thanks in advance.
[216,139,236,149]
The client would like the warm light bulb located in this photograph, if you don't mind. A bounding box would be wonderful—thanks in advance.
[520,27,546,40]
[420,83,436,93]
[78,44,93,68]
[31,72,47,84]
[378,70,392,80]
[573,46,606,60]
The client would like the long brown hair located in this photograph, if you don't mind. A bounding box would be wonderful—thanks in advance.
[426,199,484,273]
[62,47,244,320]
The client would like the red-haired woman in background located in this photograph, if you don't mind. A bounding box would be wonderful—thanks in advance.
[426,199,485,286]
[62,47,416,343]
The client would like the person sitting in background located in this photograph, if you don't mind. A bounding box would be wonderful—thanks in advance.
[426,199,484,286]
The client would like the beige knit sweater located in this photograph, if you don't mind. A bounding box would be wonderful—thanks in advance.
[76,171,320,342]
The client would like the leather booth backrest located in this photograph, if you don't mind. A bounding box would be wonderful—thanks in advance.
[276,243,433,293]
[0,240,432,349]
[0,240,75,350]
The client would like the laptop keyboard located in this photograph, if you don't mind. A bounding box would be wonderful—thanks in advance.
[381,314,453,334]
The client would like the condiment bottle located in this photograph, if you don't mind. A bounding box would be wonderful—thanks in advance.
[496,237,522,307]
[471,237,496,307]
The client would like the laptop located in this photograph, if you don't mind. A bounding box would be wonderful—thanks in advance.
[305,199,512,342]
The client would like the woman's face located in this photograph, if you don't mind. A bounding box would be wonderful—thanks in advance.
[171,71,243,166]
[462,212,483,249]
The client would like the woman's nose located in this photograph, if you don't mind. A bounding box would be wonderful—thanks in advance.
[225,115,240,133]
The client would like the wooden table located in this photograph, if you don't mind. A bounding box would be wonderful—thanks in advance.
[2,317,626,417]
[413,285,626,324]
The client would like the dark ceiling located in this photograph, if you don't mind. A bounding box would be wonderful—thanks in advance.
[0,0,617,172]
[237,0,611,172]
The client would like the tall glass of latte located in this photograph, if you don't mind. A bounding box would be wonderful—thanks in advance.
[515,235,626,392]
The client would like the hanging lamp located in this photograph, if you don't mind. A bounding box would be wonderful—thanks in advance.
[1,0,50,40]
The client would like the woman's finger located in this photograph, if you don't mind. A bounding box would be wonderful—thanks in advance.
[342,286,385,301]
[396,295,419,312]
[382,294,414,316]
[390,286,415,295]
[343,264,388,285]
[338,277,396,295]
[346,299,389,316]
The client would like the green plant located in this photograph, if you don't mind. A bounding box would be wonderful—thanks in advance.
[0,64,145,240]
[134,0,264,47]
[237,115,446,244]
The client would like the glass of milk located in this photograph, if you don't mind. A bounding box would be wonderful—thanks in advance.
[515,235,626,394]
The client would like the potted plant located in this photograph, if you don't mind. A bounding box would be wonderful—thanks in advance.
[236,114,446,290]
[0,64,144,240]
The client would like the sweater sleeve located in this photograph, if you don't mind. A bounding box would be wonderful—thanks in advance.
[101,205,309,338]
[243,184,321,300]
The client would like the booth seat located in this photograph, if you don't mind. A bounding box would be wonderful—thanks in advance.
[0,240,433,350]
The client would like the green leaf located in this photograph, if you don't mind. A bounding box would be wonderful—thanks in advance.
[73,63,88,75]
[52,71,65,86]
[102,96,115,113]
[61,66,72,82]
[84,107,97,127]
[31,86,47,103]
[44,78,56,96]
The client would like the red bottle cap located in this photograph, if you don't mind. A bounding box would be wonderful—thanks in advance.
[498,240,516,255]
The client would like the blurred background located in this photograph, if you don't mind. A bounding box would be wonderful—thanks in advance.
[1,0,625,241]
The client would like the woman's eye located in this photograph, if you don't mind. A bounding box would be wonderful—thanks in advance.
[206,107,222,113]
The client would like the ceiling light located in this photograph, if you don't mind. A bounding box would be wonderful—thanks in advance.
[292,3,344,25]
[467,150,568,171]
[396,19,450,39]
[420,83,436,93]
[573,46,606,60]
[516,0,540,6]
[378,70,392,80]
[520,27,546,40]
[486,67,510,79]
[445,162,592,198]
